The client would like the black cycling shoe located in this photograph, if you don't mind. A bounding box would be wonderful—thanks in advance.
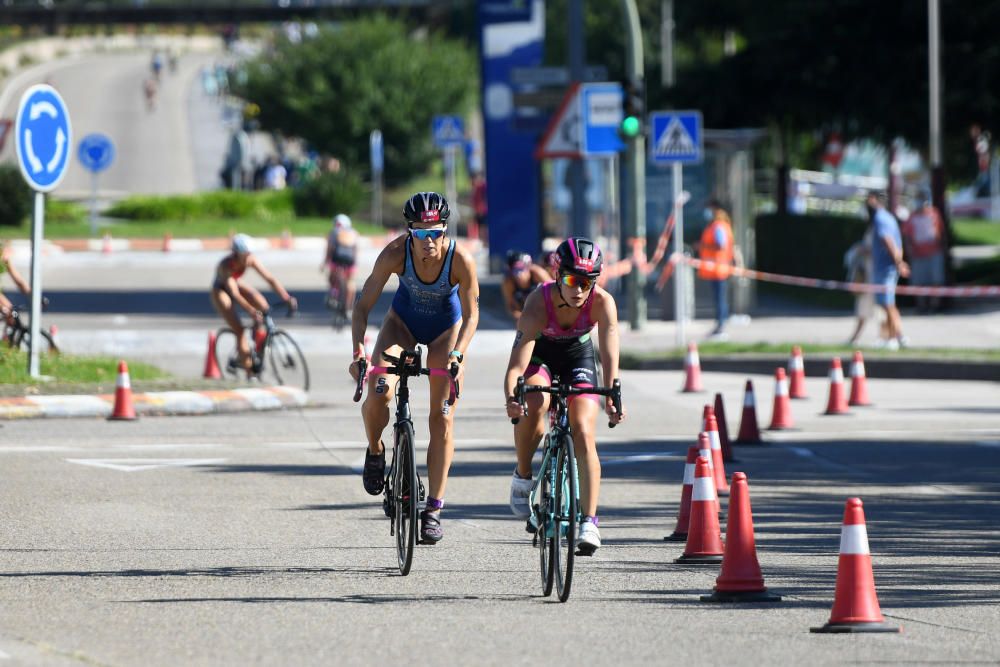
[419,510,443,544]
[362,448,386,496]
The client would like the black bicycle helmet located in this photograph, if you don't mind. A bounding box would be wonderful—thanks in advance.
[505,249,531,270]
[403,192,451,225]
[555,237,603,277]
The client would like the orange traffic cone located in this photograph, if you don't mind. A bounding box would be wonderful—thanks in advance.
[203,331,221,379]
[768,367,794,430]
[675,456,724,564]
[824,357,850,415]
[811,498,900,633]
[701,472,781,602]
[735,380,763,444]
[848,350,872,407]
[280,228,293,249]
[108,360,137,421]
[788,345,808,399]
[101,232,113,255]
[714,392,737,462]
[48,324,58,346]
[162,232,172,253]
[695,431,721,515]
[664,445,698,542]
[703,410,730,495]
[681,342,703,392]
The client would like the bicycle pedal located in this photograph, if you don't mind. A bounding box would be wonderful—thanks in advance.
[524,518,536,534]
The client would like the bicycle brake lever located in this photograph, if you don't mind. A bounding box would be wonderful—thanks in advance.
[352,359,367,403]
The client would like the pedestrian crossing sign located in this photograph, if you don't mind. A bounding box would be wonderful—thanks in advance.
[650,111,702,164]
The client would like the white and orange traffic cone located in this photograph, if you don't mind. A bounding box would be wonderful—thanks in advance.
[735,379,763,444]
[811,498,900,633]
[703,410,730,495]
[714,392,737,463]
[48,324,58,347]
[848,350,872,407]
[695,431,721,515]
[768,367,794,430]
[701,472,781,602]
[162,232,173,253]
[788,345,808,399]
[674,456,725,565]
[203,331,221,379]
[108,360,137,421]
[280,228,293,249]
[664,445,698,542]
[101,232,113,255]
[824,357,850,415]
[682,342,703,392]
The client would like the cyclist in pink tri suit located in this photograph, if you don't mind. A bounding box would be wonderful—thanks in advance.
[503,237,626,555]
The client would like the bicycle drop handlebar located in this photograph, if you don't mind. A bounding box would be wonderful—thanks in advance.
[511,377,623,429]
[351,347,461,406]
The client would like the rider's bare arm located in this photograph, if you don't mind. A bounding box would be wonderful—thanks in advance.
[529,264,550,284]
[594,288,625,422]
[225,275,259,316]
[249,255,292,303]
[5,260,30,298]
[449,246,481,358]
[351,236,405,360]
[503,289,544,401]
[501,279,519,319]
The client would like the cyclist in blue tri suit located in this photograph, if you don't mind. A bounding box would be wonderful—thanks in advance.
[349,192,481,544]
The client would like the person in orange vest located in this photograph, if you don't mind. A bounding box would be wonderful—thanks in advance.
[696,200,740,340]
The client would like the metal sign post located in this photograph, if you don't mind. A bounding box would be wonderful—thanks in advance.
[370,129,384,228]
[650,110,702,347]
[14,84,72,378]
[432,116,465,226]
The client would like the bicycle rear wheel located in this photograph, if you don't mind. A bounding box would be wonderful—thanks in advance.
[18,329,58,355]
[267,330,310,391]
[553,435,578,602]
[213,329,242,380]
[537,449,555,597]
[393,422,418,576]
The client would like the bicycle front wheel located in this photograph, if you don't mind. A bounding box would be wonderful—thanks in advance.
[213,328,242,380]
[393,422,418,576]
[553,435,578,602]
[537,449,555,597]
[267,330,310,391]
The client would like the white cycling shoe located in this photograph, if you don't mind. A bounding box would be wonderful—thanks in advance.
[509,470,533,519]
[576,521,601,556]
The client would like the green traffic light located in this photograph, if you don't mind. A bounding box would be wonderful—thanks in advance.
[620,115,640,138]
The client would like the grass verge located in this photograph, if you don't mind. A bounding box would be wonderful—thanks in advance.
[0,348,168,394]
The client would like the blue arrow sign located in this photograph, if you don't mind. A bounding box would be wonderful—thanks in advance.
[432,115,465,149]
[78,133,115,173]
[15,84,72,192]
[581,82,625,156]
[650,111,703,164]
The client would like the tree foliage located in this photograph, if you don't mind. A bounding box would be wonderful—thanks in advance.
[234,16,476,185]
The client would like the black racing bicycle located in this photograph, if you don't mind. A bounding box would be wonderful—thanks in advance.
[512,376,622,602]
[215,304,309,391]
[3,304,58,354]
[353,346,459,576]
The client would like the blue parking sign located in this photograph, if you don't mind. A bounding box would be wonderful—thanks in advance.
[15,84,72,192]
[78,133,115,173]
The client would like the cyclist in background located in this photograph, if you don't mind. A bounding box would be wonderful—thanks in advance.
[501,249,548,322]
[349,192,480,544]
[503,237,626,556]
[539,249,560,280]
[324,213,359,315]
[0,241,31,325]
[211,234,298,375]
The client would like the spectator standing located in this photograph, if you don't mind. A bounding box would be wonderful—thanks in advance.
[901,196,946,313]
[867,190,910,349]
[696,200,740,340]
[471,172,488,241]
[844,226,884,345]
[263,157,287,191]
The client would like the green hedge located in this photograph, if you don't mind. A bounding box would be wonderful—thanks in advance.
[291,170,365,218]
[106,190,293,222]
[0,165,31,227]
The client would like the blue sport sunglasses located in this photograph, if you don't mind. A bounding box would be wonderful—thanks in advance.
[410,227,447,241]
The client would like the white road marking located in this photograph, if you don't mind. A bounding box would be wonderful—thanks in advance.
[112,444,228,451]
[787,447,815,458]
[601,453,683,466]
[65,458,227,472]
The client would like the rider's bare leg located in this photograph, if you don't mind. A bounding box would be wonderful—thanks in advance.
[569,397,601,517]
[210,289,251,370]
[424,323,461,502]
[513,370,551,479]
[361,310,415,456]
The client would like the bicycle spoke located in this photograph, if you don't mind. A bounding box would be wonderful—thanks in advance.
[267,331,310,391]
[212,329,242,380]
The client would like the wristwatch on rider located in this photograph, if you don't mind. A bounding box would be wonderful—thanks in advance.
[449,349,464,364]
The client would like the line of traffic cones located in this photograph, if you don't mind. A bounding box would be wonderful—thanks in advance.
[682,342,703,392]
[108,360,137,421]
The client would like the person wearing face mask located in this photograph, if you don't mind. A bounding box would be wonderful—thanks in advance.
[696,200,739,340]
[349,192,481,544]
[503,237,627,556]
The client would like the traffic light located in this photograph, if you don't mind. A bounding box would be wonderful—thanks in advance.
[619,78,645,139]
